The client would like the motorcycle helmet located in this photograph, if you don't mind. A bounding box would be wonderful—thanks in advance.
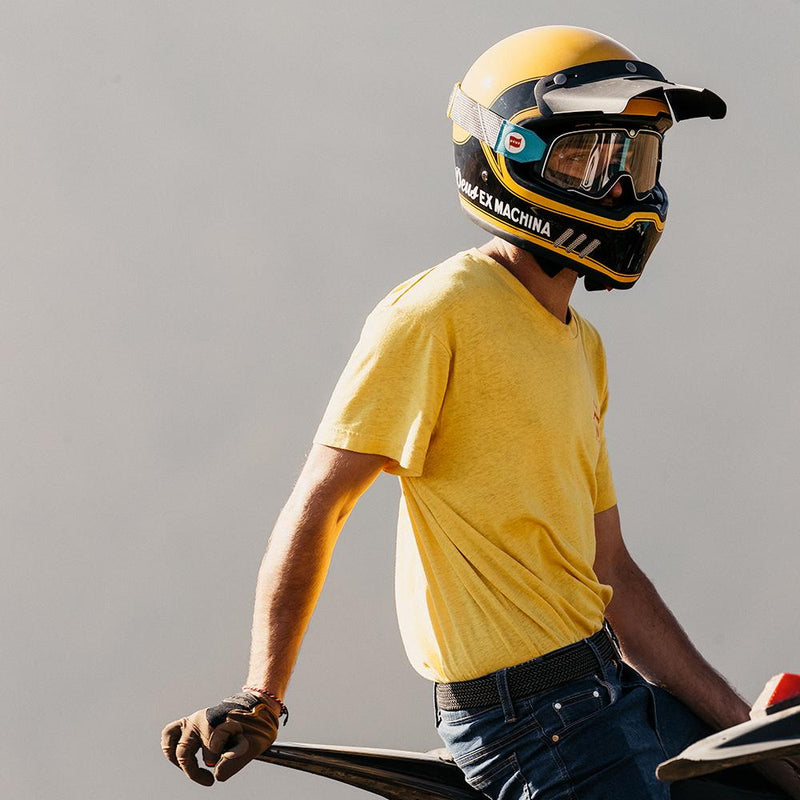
[447,26,726,289]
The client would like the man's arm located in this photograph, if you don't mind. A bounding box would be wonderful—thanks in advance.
[593,503,750,731]
[245,443,389,698]
[162,443,389,786]
[594,504,800,798]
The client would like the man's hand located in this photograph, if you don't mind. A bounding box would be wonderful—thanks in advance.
[161,692,282,786]
[161,447,385,787]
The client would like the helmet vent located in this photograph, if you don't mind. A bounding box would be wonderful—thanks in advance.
[579,239,602,258]
[565,234,588,253]
[553,228,575,248]
[553,231,600,258]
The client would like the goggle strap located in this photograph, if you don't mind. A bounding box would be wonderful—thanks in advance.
[447,84,546,163]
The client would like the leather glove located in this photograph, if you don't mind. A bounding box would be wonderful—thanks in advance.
[161,691,283,786]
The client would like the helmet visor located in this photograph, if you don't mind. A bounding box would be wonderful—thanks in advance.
[542,129,662,200]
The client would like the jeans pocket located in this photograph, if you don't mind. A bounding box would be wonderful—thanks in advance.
[552,685,605,730]
[465,753,531,800]
[525,675,614,742]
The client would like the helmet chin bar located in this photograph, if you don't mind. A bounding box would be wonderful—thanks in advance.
[531,248,621,292]
[466,204,658,292]
[535,257,628,293]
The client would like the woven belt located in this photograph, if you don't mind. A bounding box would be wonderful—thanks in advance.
[435,628,619,712]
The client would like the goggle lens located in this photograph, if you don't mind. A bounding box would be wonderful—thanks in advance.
[542,129,661,199]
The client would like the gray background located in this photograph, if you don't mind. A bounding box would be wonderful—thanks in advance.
[3,1,798,798]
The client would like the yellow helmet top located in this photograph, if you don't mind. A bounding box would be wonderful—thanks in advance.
[461,26,638,108]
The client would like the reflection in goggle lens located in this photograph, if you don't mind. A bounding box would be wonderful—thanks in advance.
[542,129,661,199]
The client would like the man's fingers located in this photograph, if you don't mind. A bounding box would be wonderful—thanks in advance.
[160,720,183,769]
[222,735,249,760]
[214,736,252,783]
[162,697,277,785]
[206,722,236,756]
[175,726,215,787]
[202,746,220,768]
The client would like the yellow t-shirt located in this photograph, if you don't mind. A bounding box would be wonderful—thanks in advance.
[314,249,616,683]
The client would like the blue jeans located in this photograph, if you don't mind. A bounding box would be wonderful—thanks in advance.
[436,659,787,799]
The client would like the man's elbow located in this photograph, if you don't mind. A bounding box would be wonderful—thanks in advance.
[594,546,638,593]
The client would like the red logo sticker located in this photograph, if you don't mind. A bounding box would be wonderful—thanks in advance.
[505,132,525,153]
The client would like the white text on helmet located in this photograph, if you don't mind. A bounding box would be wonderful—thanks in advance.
[456,169,551,238]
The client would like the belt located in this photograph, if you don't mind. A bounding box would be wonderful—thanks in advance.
[435,627,619,712]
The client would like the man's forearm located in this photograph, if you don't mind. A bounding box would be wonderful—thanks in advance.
[605,556,750,731]
[243,444,388,700]
[244,499,344,699]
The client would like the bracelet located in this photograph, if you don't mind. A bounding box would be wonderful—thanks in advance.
[242,685,289,725]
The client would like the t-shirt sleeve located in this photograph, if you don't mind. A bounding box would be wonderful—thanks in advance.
[313,305,451,477]
[594,366,617,514]
[595,437,616,513]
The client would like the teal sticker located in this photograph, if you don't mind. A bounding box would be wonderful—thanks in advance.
[494,122,546,163]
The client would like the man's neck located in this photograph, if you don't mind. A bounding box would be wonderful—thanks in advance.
[477,238,578,324]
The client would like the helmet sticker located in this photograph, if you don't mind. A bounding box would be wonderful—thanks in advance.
[496,122,546,161]
[504,132,526,154]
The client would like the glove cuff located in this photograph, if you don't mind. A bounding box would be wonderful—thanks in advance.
[206,691,285,728]
[242,686,289,725]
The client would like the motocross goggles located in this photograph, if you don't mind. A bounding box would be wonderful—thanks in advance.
[541,127,662,200]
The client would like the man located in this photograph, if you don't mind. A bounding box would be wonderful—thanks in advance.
[161,26,800,798]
